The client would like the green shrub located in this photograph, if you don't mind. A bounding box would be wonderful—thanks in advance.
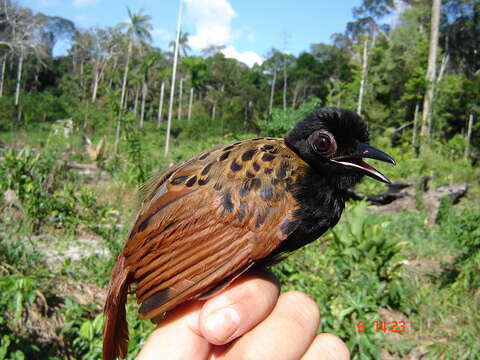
[258,98,321,137]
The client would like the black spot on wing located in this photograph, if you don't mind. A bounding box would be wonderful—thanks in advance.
[231,159,242,172]
[219,151,231,161]
[256,211,267,227]
[264,168,273,175]
[276,161,290,180]
[138,217,150,232]
[198,177,210,185]
[251,178,261,189]
[201,162,214,176]
[198,151,210,160]
[246,171,255,178]
[241,149,256,161]
[261,186,273,201]
[261,153,275,162]
[239,178,261,197]
[238,201,247,222]
[253,162,260,171]
[171,176,188,185]
[186,176,197,187]
[285,177,294,192]
[223,145,235,151]
[139,288,170,315]
[222,191,234,212]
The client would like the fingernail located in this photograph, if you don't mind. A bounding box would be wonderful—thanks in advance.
[204,307,240,343]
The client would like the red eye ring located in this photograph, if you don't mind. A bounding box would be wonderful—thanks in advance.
[310,131,336,155]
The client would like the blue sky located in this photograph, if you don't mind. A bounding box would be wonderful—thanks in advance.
[21,0,364,66]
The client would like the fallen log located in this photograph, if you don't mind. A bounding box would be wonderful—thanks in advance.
[348,178,468,226]
[66,161,108,180]
[66,162,99,171]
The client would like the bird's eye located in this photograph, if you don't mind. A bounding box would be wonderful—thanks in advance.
[310,131,336,155]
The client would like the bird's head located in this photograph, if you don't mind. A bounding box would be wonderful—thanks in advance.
[285,107,396,190]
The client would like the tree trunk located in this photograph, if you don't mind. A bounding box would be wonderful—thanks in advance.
[464,113,474,159]
[212,104,216,121]
[120,40,132,109]
[244,102,248,128]
[412,101,420,156]
[79,60,85,92]
[437,54,449,84]
[420,0,441,146]
[292,83,301,109]
[177,77,184,120]
[269,68,277,115]
[0,55,5,97]
[133,86,139,114]
[114,116,121,155]
[140,80,147,128]
[357,34,369,115]
[83,100,90,129]
[188,87,193,121]
[109,57,118,90]
[157,81,165,128]
[283,57,287,111]
[165,0,184,156]
[92,68,100,102]
[14,50,23,106]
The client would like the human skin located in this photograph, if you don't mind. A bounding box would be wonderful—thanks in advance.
[136,268,350,360]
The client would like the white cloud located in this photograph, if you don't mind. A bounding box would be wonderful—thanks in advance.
[72,0,101,8]
[184,0,236,50]
[222,45,264,67]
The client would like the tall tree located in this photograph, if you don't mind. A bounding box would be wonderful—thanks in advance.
[2,3,48,106]
[420,0,442,145]
[165,0,184,156]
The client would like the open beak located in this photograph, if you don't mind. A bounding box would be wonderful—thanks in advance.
[330,143,396,184]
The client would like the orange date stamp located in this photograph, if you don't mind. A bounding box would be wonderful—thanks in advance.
[356,320,413,334]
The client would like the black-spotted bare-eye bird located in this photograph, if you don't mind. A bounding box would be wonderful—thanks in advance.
[103,107,396,360]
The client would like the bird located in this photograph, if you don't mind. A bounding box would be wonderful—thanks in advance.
[102,107,395,360]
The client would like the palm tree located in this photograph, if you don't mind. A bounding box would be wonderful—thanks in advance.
[114,7,152,153]
[169,31,191,58]
[118,7,153,110]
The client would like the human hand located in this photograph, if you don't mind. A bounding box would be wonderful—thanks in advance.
[136,268,350,360]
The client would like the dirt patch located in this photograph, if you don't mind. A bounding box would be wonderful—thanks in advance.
[35,234,111,271]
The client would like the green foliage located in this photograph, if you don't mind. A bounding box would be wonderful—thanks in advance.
[122,112,147,184]
[437,205,480,290]
[0,275,40,321]
[0,335,26,360]
[258,98,321,137]
[61,299,103,360]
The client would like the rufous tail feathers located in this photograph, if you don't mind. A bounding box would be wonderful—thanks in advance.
[103,253,131,360]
